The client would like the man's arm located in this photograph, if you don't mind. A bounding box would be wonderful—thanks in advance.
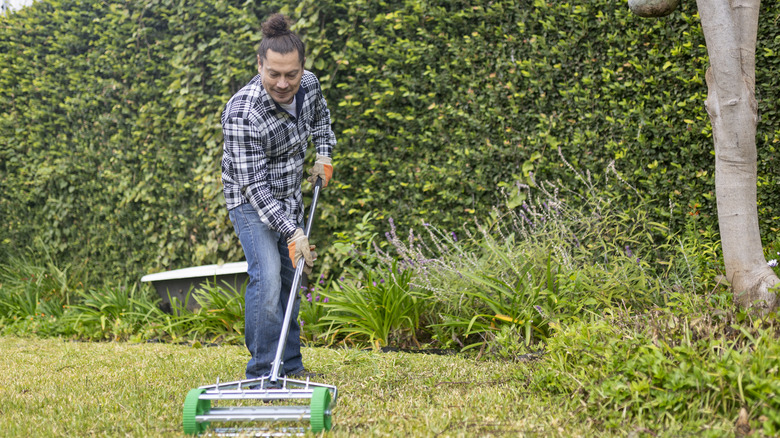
[310,77,336,158]
[306,76,336,188]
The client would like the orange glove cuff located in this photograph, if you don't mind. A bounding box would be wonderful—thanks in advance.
[288,242,298,268]
[323,164,333,186]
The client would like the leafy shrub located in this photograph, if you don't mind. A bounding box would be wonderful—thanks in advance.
[534,290,780,435]
[315,210,388,281]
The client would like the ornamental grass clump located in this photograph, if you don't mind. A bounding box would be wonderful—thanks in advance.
[378,171,673,355]
[0,247,84,337]
[0,252,73,320]
[316,261,424,349]
[61,284,160,341]
[178,280,246,344]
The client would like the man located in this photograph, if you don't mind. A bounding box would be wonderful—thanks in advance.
[221,13,336,380]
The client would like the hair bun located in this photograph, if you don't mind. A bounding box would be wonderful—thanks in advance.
[262,14,291,38]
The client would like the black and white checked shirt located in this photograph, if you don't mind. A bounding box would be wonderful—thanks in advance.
[221,71,336,238]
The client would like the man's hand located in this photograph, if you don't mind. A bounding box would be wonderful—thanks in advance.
[306,154,333,188]
[287,228,316,275]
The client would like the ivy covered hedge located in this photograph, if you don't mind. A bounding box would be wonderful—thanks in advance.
[0,0,275,276]
[326,0,779,232]
[1,0,778,281]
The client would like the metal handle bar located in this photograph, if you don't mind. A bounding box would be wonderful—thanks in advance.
[269,177,323,381]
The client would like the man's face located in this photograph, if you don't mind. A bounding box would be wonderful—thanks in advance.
[258,49,304,105]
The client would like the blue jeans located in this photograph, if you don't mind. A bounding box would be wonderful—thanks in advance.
[229,203,304,379]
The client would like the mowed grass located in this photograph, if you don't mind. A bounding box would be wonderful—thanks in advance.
[0,336,612,437]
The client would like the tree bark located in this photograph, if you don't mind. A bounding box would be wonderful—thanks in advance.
[695,0,778,311]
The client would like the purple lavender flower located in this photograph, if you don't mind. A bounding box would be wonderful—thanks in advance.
[625,245,633,257]
[306,293,312,302]
[323,297,329,303]
[451,231,458,242]
[519,212,533,227]
[534,305,545,318]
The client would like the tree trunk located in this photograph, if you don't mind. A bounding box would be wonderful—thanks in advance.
[696,0,778,311]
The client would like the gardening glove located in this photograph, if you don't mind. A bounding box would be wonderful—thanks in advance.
[306,154,332,188]
[287,228,316,276]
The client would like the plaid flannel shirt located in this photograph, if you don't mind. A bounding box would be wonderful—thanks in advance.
[221,71,336,238]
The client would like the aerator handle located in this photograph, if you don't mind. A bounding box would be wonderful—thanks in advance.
[270,177,323,382]
[303,178,322,237]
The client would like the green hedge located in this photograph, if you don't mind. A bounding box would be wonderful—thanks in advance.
[1,0,778,282]
[327,0,779,233]
[0,0,272,277]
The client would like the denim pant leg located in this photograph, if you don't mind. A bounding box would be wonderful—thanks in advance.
[229,204,304,379]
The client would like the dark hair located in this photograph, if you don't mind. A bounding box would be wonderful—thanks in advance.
[257,14,305,65]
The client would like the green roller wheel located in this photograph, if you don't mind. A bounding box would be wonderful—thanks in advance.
[183,388,211,435]
[309,387,332,433]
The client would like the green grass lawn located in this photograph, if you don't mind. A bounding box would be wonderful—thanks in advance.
[0,336,623,437]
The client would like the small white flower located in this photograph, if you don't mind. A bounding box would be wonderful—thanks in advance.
[768,259,778,267]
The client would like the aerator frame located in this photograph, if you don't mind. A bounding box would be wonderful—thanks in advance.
[183,179,336,435]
